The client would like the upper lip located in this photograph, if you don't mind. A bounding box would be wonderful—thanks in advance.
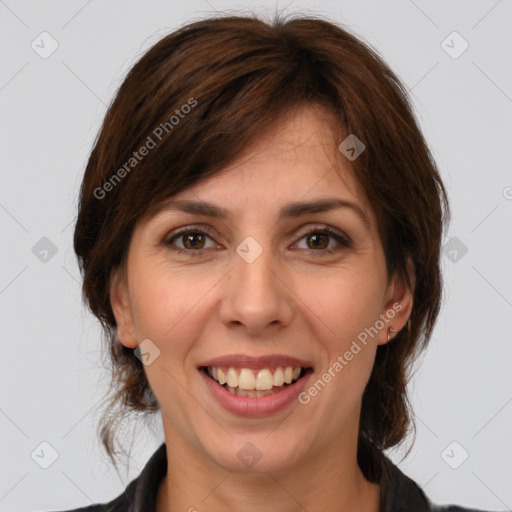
[199,354,314,370]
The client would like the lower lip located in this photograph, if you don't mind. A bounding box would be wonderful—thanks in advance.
[199,368,313,417]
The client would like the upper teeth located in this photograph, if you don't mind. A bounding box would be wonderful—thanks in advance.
[207,366,302,390]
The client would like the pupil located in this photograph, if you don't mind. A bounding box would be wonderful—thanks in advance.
[185,233,204,249]
[309,234,327,249]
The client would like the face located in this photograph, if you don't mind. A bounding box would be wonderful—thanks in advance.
[110,104,413,476]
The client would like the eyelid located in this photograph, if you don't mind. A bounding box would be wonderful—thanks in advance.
[165,223,215,236]
[290,223,352,250]
[293,223,350,241]
[164,223,221,246]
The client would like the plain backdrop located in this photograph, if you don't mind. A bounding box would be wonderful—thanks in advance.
[1,1,511,511]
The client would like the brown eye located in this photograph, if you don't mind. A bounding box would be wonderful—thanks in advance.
[165,228,218,252]
[182,232,206,250]
[306,233,329,250]
[293,226,352,253]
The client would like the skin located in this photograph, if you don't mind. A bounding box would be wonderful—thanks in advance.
[110,104,414,512]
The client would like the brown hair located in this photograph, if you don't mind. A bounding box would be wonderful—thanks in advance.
[73,12,450,477]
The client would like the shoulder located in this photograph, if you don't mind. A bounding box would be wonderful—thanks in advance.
[377,450,503,512]
[41,482,135,512]
[41,491,131,512]
[431,505,505,512]
[42,506,112,512]
[42,443,167,512]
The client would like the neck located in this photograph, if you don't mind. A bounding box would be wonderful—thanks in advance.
[156,425,381,512]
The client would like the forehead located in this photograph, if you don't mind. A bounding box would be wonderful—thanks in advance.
[146,104,375,231]
[192,106,357,190]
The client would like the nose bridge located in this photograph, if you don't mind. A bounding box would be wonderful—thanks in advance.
[220,236,293,332]
[236,245,276,301]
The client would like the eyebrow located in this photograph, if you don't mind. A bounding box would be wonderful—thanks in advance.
[154,197,370,229]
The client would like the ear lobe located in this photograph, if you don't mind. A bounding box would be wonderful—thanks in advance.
[109,266,138,349]
[378,256,415,346]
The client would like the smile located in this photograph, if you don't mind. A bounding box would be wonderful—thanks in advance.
[203,366,307,397]
[198,356,313,416]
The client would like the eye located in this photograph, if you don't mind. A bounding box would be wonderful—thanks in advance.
[163,224,352,255]
[164,226,219,253]
[293,225,352,253]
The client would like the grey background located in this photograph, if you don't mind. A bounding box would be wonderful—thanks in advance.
[1,0,511,511]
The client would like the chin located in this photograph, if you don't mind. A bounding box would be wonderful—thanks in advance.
[204,435,306,475]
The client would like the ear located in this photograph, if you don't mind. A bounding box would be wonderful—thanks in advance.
[109,265,139,349]
[378,256,415,346]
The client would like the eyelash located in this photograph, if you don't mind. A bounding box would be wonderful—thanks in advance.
[164,224,352,256]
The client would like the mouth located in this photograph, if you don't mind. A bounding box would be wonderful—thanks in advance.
[200,365,313,398]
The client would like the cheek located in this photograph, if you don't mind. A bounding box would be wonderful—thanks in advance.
[302,267,384,342]
[129,267,218,349]
[298,270,383,396]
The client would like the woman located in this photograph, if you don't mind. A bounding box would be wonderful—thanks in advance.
[61,12,500,512]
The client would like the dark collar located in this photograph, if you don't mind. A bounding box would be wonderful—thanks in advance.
[103,442,433,512]
[378,450,432,511]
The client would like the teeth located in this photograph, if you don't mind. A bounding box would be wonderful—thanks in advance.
[255,369,273,390]
[225,385,283,397]
[226,368,238,387]
[206,366,304,390]
[239,369,256,390]
[272,367,284,386]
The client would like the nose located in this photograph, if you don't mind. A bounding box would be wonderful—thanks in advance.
[218,245,294,336]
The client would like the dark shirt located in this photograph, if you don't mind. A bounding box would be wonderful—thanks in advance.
[47,443,501,512]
